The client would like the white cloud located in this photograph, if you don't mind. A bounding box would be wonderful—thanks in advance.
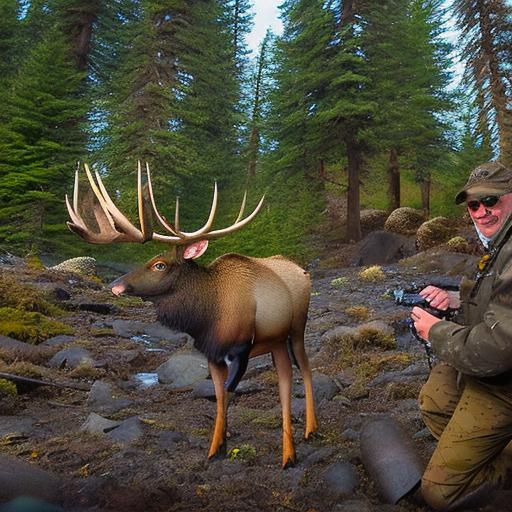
[247,0,283,53]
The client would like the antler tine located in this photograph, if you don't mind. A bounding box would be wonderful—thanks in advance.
[176,182,218,238]
[137,162,153,242]
[152,193,265,244]
[145,162,180,237]
[175,196,180,233]
[204,194,265,240]
[234,191,247,224]
[83,163,116,229]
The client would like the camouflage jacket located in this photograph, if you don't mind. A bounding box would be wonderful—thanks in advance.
[430,217,512,383]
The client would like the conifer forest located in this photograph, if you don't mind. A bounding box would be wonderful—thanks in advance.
[0,0,511,263]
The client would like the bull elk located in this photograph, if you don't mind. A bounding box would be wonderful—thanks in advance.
[66,162,318,468]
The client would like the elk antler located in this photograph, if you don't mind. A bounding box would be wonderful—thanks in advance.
[66,162,265,245]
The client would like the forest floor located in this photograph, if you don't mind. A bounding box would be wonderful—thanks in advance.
[0,235,511,512]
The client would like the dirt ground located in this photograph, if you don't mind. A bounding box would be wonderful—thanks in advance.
[0,240,505,512]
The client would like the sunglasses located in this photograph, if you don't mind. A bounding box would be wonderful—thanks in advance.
[467,195,500,211]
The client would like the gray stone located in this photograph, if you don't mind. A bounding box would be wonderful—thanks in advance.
[340,428,359,441]
[80,413,121,435]
[313,372,339,403]
[301,446,337,467]
[112,319,191,345]
[87,380,132,413]
[158,430,187,451]
[0,335,48,358]
[106,417,143,445]
[323,462,359,497]
[0,454,63,503]
[192,378,263,399]
[0,417,34,438]
[48,346,95,369]
[0,496,63,512]
[40,335,75,347]
[157,351,209,388]
[321,325,355,343]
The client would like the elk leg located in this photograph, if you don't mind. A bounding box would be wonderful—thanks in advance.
[290,332,318,439]
[272,342,296,469]
[208,361,229,459]
[224,340,252,392]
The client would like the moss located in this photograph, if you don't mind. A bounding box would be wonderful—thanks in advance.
[228,443,257,462]
[0,307,73,344]
[68,363,104,379]
[0,378,17,396]
[330,276,349,287]
[345,305,371,322]
[358,266,386,282]
[0,273,62,316]
[90,328,115,338]
[0,362,47,379]
[239,408,281,429]
[26,254,45,271]
[386,380,422,400]
[357,327,396,350]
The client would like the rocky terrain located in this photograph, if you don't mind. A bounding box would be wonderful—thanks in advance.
[0,234,509,512]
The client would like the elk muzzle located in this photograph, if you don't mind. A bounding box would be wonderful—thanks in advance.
[109,278,132,296]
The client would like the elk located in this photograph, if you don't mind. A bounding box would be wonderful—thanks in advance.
[66,162,318,468]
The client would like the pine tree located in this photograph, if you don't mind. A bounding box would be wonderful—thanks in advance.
[0,24,87,252]
[453,0,512,165]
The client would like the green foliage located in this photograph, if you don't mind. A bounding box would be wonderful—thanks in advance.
[0,379,17,396]
[0,307,73,344]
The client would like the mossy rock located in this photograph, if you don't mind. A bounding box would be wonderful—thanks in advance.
[445,236,472,254]
[384,207,425,235]
[416,217,457,252]
[0,272,61,316]
[360,209,388,233]
[0,307,73,344]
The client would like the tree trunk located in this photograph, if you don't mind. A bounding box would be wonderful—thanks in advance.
[346,140,362,242]
[477,0,512,166]
[387,147,400,211]
[420,176,430,216]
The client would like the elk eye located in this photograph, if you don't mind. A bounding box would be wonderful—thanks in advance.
[152,262,167,272]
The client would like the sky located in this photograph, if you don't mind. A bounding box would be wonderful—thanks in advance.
[247,0,283,53]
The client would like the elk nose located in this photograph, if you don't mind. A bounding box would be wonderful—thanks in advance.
[109,278,129,296]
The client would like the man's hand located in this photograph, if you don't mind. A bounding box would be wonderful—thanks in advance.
[411,306,442,340]
[419,285,460,310]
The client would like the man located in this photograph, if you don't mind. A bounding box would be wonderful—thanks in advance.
[411,161,512,511]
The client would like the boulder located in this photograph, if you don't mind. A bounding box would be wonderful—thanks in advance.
[416,216,457,252]
[384,207,425,235]
[323,462,359,497]
[360,209,388,233]
[352,230,416,266]
[0,454,63,503]
[48,346,96,369]
[50,257,96,276]
[156,351,209,388]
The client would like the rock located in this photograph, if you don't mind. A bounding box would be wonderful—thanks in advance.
[106,417,143,445]
[311,373,338,403]
[323,462,359,497]
[301,446,337,467]
[192,378,262,399]
[47,346,96,369]
[157,431,187,452]
[40,335,75,347]
[156,351,209,388]
[385,207,425,235]
[352,231,416,266]
[0,335,49,358]
[70,302,119,315]
[340,428,359,441]
[416,216,456,252]
[321,325,355,343]
[0,417,34,438]
[360,209,388,233]
[0,454,63,503]
[0,253,25,267]
[368,361,429,387]
[0,496,63,512]
[80,413,121,435]
[357,320,394,337]
[335,369,356,388]
[112,319,192,345]
[87,380,133,413]
[50,257,96,276]
[50,287,71,301]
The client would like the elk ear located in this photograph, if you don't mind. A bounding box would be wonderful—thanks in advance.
[182,240,209,260]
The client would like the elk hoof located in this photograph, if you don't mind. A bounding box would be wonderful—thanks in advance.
[208,443,227,460]
[281,455,296,470]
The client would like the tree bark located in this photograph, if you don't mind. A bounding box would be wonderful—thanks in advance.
[477,0,512,165]
[420,176,431,216]
[346,139,362,242]
[387,147,400,211]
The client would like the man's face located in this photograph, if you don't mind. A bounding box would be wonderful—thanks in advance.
[467,192,512,238]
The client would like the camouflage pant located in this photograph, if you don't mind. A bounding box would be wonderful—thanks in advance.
[419,363,512,511]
